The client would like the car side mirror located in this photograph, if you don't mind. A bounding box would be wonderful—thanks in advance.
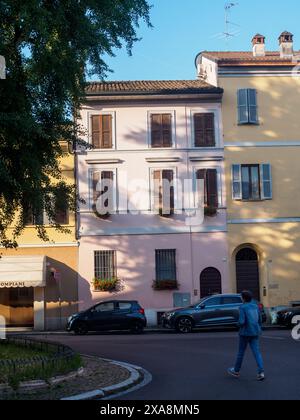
[200,304,206,310]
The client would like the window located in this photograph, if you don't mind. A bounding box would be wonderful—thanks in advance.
[118,302,132,311]
[24,206,44,226]
[94,251,117,280]
[194,113,216,147]
[92,170,115,214]
[196,169,218,208]
[150,114,172,148]
[94,302,115,313]
[54,200,69,225]
[237,89,258,125]
[152,169,175,216]
[155,249,177,281]
[222,297,242,305]
[204,296,222,307]
[232,164,272,201]
[91,114,113,149]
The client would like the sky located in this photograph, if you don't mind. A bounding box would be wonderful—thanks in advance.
[101,0,300,81]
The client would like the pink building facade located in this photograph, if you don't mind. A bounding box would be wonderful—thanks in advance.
[76,81,230,326]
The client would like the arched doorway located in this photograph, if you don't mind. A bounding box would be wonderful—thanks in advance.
[200,268,222,298]
[236,248,260,301]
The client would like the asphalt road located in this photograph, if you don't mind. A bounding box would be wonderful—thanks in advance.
[43,329,300,400]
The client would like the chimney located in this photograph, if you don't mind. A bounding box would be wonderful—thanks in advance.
[252,34,266,57]
[279,31,294,58]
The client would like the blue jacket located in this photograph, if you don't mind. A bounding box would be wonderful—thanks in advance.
[238,302,262,337]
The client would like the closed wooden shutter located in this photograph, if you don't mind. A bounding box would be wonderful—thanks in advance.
[237,89,249,124]
[92,116,101,149]
[92,115,112,149]
[101,115,113,148]
[204,113,215,147]
[151,114,172,148]
[162,114,172,147]
[194,113,215,147]
[248,89,258,124]
[194,114,205,147]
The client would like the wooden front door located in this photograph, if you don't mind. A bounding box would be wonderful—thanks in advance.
[236,248,260,301]
[200,268,222,298]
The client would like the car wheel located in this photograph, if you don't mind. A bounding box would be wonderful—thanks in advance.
[74,322,88,336]
[176,317,194,334]
[130,321,144,334]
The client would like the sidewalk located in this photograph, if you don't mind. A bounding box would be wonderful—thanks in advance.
[0,355,149,401]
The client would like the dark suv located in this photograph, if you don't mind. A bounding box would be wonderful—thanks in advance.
[161,294,266,333]
[67,300,147,335]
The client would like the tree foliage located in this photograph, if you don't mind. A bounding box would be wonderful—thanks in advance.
[0,0,151,247]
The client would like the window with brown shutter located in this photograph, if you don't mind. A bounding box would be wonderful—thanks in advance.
[151,114,172,148]
[196,169,218,208]
[194,113,216,147]
[92,115,113,149]
[153,169,174,216]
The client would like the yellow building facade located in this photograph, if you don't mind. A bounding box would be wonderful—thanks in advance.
[0,147,78,330]
[197,32,300,308]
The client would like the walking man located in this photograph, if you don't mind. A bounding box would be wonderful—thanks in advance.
[228,290,265,381]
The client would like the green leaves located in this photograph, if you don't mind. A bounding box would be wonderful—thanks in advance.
[0,0,151,247]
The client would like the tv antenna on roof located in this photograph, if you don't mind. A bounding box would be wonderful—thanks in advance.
[211,2,240,45]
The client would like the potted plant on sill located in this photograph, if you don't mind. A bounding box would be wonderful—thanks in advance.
[152,279,179,291]
[93,277,119,292]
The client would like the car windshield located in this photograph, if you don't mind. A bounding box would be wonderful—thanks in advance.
[190,297,207,308]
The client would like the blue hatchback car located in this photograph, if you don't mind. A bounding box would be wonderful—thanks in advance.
[161,294,267,333]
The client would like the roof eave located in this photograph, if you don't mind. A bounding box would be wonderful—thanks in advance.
[84,91,223,102]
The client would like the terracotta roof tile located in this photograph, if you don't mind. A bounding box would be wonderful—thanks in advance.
[86,80,223,95]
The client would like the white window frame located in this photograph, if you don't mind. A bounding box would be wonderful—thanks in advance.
[147,110,177,149]
[87,111,117,150]
[149,167,178,214]
[190,108,222,149]
[88,167,118,213]
[192,164,223,209]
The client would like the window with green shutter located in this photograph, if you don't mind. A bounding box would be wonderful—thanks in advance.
[237,89,259,125]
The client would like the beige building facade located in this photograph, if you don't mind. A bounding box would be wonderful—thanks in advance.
[197,32,300,308]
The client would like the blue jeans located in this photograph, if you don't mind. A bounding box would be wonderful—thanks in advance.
[234,336,264,374]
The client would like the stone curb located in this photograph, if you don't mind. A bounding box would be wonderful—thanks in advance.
[61,357,145,401]
[0,368,85,393]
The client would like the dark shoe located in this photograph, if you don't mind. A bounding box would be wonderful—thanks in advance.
[257,373,265,381]
[227,368,240,379]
